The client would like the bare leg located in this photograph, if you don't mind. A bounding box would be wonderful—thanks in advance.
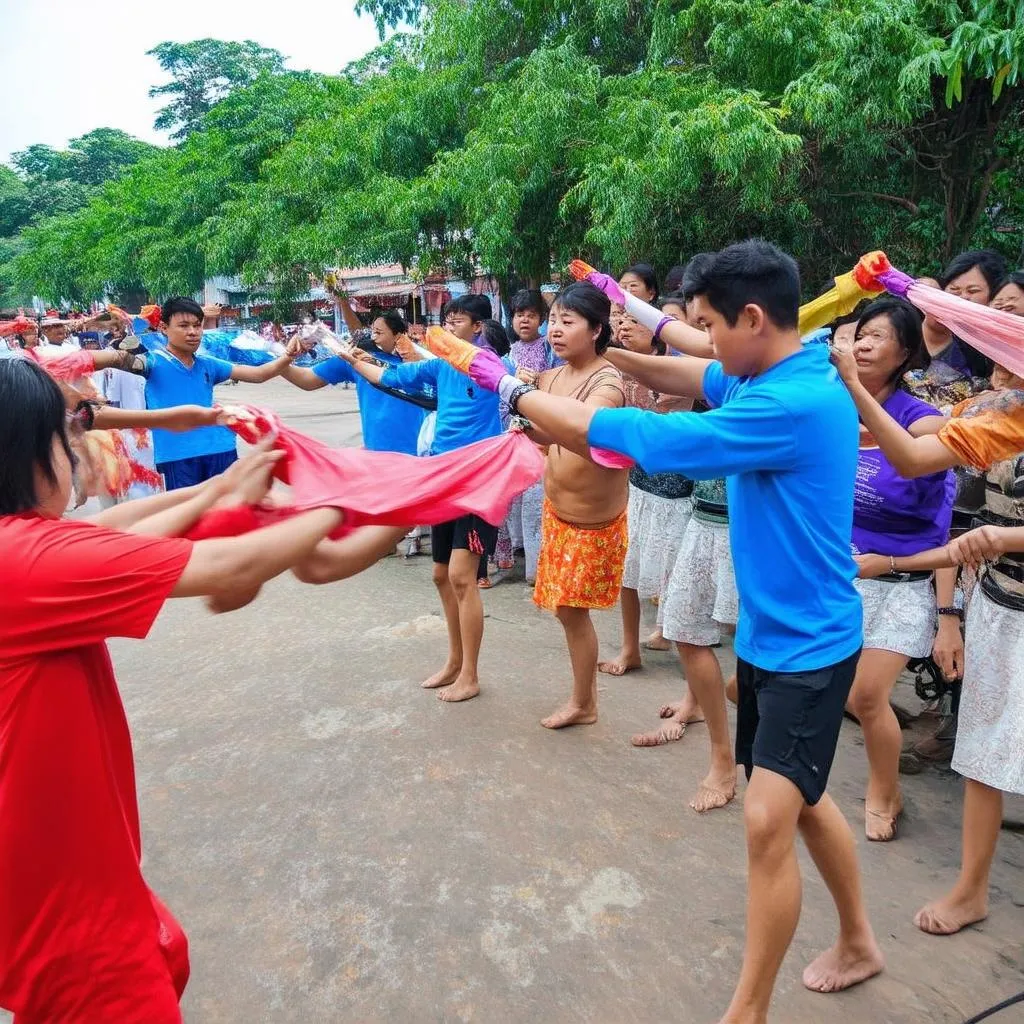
[915,779,1000,934]
[598,587,643,676]
[800,793,884,993]
[292,525,407,584]
[438,548,483,702]
[846,648,908,840]
[422,561,463,689]
[543,605,599,728]
[679,643,736,812]
[718,768,805,1024]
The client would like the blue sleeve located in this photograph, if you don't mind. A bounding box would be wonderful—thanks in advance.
[381,358,441,390]
[312,357,356,385]
[205,355,234,385]
[701,361,729,408]
[587,399,799,478]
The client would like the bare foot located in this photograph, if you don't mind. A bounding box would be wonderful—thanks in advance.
[689,766,737,813]
[641,631,671,652]
[422,662,461,689]
[541,704,597,729]
[802,938,884,993]
[865,800,903,842]
[657,701,705,723]
[913,892,988,935]
[631,720,686,747]
[438,677,480,703]
[598,651,642,677]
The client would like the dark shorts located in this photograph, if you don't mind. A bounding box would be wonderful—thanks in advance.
[431,515,499,566]
[735,650,860,805]
[157,449,238,491]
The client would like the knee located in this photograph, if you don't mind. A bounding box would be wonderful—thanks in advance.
[448,568,477,598]
[431,564,449,589]
[555,605,580,625]
[744,799,792,862]
[846,683,887,722]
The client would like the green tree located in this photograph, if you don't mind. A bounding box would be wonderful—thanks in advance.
[148,39,287,140]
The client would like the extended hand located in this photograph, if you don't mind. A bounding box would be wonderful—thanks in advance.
[568,259,626,306]
[217,440,283,506]
[946,525,1007,570]
[853,553,889,579]
[932,617,964,681]
[423,326,508,392]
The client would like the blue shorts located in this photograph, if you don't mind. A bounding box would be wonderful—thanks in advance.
[157,449,237,491]
[735,650,860,805]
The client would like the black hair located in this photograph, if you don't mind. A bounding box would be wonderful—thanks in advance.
[551,281,612,354]
[683,241,800,329]
[663,265,687,293]
[994,270,1024,296]
[828,309,864,332]
[620,263,659,302]
[509,289,547,319]
[479,318,512,357]
[680,253,717,298]
[372,309,408,336]
[855,297,929,385]
[0,359,73,514]
[938,249,1007,295]
[161,296,204,324]
[660,290,688,311]
[443,294,491,323]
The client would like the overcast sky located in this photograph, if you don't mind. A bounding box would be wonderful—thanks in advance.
[0,0,386,163]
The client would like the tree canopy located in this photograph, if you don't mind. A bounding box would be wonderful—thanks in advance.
[8,0,1024,307]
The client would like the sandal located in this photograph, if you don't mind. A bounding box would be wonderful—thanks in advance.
[865,805,903,842]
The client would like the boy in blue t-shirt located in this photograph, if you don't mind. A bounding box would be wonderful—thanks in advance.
[142,298,295,489]
[451,241,882,1020]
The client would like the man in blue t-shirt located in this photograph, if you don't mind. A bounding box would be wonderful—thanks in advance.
[456,241,882,1021]
[142,298,295,489]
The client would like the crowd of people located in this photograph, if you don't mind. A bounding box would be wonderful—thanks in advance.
[1,240,1022,1024]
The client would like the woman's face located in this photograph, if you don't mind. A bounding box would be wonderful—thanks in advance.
[371,317,398,353]
[618,314,655,354]
[547,303,600,362]
[661,301,686,323]
[853,313,906,387]
[618,272,656,302]
[990,284,1024,390]
[35,434,73,518]
[945,266,991,305]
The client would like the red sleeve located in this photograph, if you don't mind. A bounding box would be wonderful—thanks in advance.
[0,518,192,659]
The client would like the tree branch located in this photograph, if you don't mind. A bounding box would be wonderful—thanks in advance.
[829,191,921,215]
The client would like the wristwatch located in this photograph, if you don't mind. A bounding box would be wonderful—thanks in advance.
[936,606,963,620]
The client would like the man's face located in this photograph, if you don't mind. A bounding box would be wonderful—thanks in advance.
[689,294,762,376]
[163,312,204,355]
[444,312,477,342]
[41,324,69,345]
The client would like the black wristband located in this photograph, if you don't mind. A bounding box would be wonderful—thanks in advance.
[508,382,537,417]
[936,606,963,620]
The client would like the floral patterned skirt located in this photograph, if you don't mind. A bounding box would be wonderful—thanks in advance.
[533,498,628,612]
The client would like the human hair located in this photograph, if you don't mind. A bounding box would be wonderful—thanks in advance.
[509,289,547,319]
[938,249,1007,294]
[551,281,612,354]
[479,318,511,357]
[0,359,73,514]
[855,297,929,385]
[161,296,204,324]
[828,310,863,333]
[683,240,800,329]
[994,270,1024,296]
[373,309,408,336]
[444,294,491,323]
[663,265,687,293]
[620,262,659,302]
[660,290,688,311]
[680,253,717,298]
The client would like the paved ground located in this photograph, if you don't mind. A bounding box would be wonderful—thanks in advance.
[79,381,1024,1021]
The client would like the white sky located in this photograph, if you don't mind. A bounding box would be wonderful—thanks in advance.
[0,0,386,163]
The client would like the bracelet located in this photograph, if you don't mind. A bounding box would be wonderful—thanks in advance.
[653,316,674,342]
[507,382,537,417]
[936,606,963,620]
[889,555,897,574]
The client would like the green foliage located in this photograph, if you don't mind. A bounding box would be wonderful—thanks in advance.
[148,39,287,140]
[11,4,1024,305]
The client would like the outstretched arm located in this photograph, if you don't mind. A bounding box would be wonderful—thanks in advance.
[602,348,711,400]
[230,352,295,384]
[92,404,221,432]
[292,526,409,584]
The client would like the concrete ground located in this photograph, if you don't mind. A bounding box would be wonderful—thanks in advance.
[84,381,1024,1021]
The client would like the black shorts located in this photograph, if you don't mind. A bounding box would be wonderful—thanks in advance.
[735,650,860,806]
[431,515,499,566]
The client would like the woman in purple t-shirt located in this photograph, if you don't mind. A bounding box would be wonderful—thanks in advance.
[844,298,954,841]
